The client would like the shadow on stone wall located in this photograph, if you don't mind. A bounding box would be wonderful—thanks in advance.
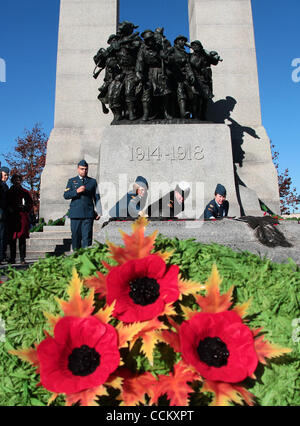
[208,96,261,216]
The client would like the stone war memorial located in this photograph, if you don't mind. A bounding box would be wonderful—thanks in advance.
[3,0,300,409]
[39,0,279,222]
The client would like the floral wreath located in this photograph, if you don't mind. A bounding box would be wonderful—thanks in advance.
[10,218,291,406]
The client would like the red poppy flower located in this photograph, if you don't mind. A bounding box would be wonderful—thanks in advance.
[37,316,120,394]
[106,254,180,323]
[179,311,258,383]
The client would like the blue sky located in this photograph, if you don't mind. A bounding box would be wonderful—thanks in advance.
[0,0,299,194]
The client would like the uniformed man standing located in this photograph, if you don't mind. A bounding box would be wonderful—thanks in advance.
[204,184,229,220]
[64,160,102,250]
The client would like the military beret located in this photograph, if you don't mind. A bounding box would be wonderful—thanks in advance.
[78,160,88,168]
[0,166,10,174]
[135,176,149,190]
[215,183,226,196]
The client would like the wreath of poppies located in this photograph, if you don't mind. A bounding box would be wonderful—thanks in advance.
[10,218,291,406]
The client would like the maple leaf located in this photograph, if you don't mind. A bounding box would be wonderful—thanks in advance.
[56,269,95,317]
[178,277,206,300]
[116,322,145,349]
[84,270,107,298]
[129,319,167,365]
[252,328,292,365]
[158,329,181,353]
[65,385,108,407]
[117,369,157,406]
[180,305,198,321]
[202,380,255,406]
[152,361,199,406]
[94,301,116,324]
[105,374,124,391]
[196,264,233,313]
[232,299,252,319]
[43,311,60,333]
[155,249,174,263]
[107,217,157,265]
[9,346,39,371]
[161,302,177,317]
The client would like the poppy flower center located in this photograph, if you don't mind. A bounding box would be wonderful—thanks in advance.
[197,337,230,368]
[129,276,160,306]
[68,345,101,376]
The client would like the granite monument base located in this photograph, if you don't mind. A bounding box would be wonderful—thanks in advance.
[97,123,260,219]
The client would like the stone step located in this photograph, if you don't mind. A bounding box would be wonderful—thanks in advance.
[27,238,71,249]
[30,231,72,239]
[42,226,71,232]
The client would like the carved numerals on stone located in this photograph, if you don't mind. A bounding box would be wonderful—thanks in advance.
[130,145,204,162]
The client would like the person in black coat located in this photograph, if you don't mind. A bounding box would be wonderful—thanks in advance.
[64,160,102,250]
[204,183,229,220]
[0,167,10,264]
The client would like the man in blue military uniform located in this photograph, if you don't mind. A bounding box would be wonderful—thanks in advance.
[204,183,229,220]
[64,160,102,250]
[110,176,149,218]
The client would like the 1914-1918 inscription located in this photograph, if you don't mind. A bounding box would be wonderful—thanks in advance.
[129,145,204,162]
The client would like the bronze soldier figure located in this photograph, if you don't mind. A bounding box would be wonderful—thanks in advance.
[113,21,141,121]
[136,30,173,121]
[168,35,195,119]
[189,40,222,120]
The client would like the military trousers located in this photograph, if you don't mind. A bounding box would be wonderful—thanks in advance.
[0,221,7,261]
[71,218,94,251]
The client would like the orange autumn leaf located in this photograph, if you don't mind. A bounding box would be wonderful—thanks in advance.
[47,393,59,406]
[178,277,206,300]
[155,249,174,263]
[129,319,167,365]
[84,270,107,298]
[107,217,157,265]
[158,329,181,353]
[161,302,177,317]
[118,369,157,406]
[94,301,116,324]
[181,305,199,321]
[116,322,145,349]
[57,269,95,318]
[232,299,252,319]
[202,380,255,406]
[65,385,108,407]
[252,328,292,365]
[43,311,60,333]
[9,346,39,370]
[196,264,233,313]
[105,374,124,391]
[152,361,199,406]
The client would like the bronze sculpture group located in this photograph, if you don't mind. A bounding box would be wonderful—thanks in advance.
[93,21,222,123]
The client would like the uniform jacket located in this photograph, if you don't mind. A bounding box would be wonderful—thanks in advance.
[64,176,102,219]
[204,199,229,220]
[109,191,146,218]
